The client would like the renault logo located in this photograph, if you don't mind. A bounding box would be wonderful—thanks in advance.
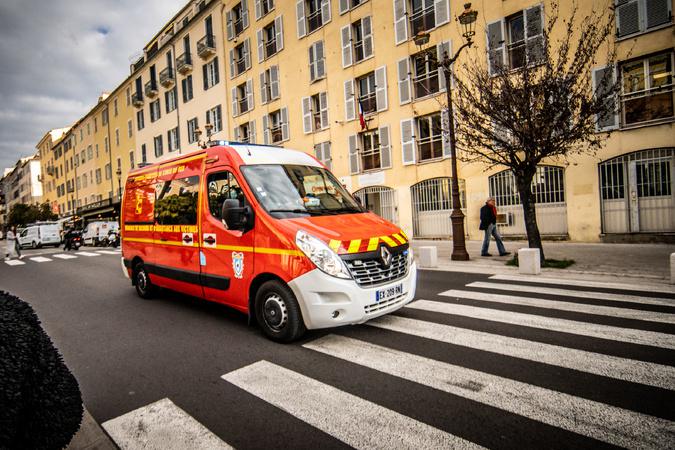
[380,246,392,267]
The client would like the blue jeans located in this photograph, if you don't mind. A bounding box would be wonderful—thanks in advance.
[481,223,506,255]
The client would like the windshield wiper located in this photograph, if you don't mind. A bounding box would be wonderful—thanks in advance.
[330,207,364,214]
[268,209,312,214]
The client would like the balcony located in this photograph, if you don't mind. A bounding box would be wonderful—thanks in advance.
[132,92,144,108]
[176,52,193,74]
[144,81,158,98]
[197,34,216,59]
[159,67,175,87]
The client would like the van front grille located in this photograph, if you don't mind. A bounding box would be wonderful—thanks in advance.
[343,250,408,288]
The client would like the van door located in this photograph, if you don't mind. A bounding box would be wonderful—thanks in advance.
[151,159,203,298]
[200,167,255,309]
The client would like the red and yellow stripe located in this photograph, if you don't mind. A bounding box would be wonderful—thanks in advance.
[328,230,408,254]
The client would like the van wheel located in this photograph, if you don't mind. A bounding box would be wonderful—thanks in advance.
[31,241,37,249]
[255,280,306,343]
[134,263,156,299]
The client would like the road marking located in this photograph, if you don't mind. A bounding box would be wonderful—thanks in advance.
[96,250,121,255]
[4,259,25,266]
[76,251,101,256]
[462,282,674,307]
[29,256,52,263]
[52,254,78,260]
[102,398,232,450]
[440,289,675,324]
[407,300,675,350]
[369,315,675,390]
[304,335,675,450]
[222,360,482,450]
[489,274,675,295]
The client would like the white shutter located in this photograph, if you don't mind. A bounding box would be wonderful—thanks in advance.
[263,114,270,144]
[321,0,331,25]
[257,29,264,62]
[281,107,289,141]
[434,0,450,27]
[379,125,391,169]
[229,49,236,78]
[246,78,254,110]
[646,0,670,29]
[250,120,256,143]
[401,118,416,165]
[296,0,306,38]
[441,108,451,158]
[255,0,262,20]
[348,134,359,174]
[316,41,325,78]
[362,16,373,59]
[260,71,268,103]
[302,96,313,133]
[397,57,411,105]
[234,126,241,141]
[309,44,317,81]
[616,0,640,37]
[270,65,280,99]
[341,25,353,68]
[375,65,388,112]
[275,15,284,51]
[231,87,239,116]
[319,92,329,129]
[344,79,355,121]
[244,38,252,69]
[525,5,544,64]
[339,0,349,15]
[323,142,332,169]
[437,41,450,92]
[393,0,408,45]
[592,65,619,131]
[242,0,249,29]
[226,10,234,40]
[487,19,506,75]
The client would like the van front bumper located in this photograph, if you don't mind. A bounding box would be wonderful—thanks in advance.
[288,262,417,330]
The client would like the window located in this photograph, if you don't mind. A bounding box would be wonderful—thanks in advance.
[87,123,91,135]
[182,75,194,102]
[341,17,372,67]
[95,144,99,158]
[155,175,200,225]
[188,117,199,144]
[258,17,283,61]
[104,136,109,153]
[347,126,391,173]
[126,87,131,106]
[616,0,673,38]
[226,1,249,40]
[154,135,164,158]
[360,130,381,171]
[230,40,251,77]
[357,72,377,114]
[141,144,147,164]
[234,121,256,143]
[487,5,543,74]
[206,105,223,133]
[232,80,254,116]
[302,92,328,133]
[260,65,280,103]
[313,141,331,169]
[113,98,118,116]
[637,159,672,197]
[207,171,245,222]
[115,128,120,147]
[203,57,220,89]
[165,88,177,113]
[137,110,145,130]
[87,145,93,160]
[620,51,674,126]
[409,0,435,35]
[102,108,109,125]
[257,0,274,19]
[263,107,288,144]
[339,0,367,14]
[80,129,83,141]
[128,119,133,138]
[129,151,135,170]
[417,113,442,161]
[105,163,112,180]
[412,50,439,99]
[94,118,98,132]
[308,40,325,82]
[150,99,161,122]
[298,0,330,36]
[167,127,180,152]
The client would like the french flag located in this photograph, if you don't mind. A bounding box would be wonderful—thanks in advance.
[358,98,366,130]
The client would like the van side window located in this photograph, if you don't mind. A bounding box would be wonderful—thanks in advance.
[207,171,244,220]
[155,175,200,225]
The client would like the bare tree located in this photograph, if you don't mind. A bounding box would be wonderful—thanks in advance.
[451,1,621,261]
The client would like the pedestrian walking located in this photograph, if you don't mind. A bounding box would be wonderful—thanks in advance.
[5,226,23,260]
[479,197,510,257]
[63,228,74,251]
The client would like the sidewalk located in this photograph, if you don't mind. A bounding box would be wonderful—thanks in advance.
[411,239,675,286]
[66,408,117,450]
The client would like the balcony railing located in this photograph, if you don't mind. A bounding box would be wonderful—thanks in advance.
[132,92,144,107]
[265,37,277,59]
[271,125,283,143]
[159,67,175,87]
[307,9,323,34]
[144,81,158,98]
[238,98,249,114]
[176,52,193,74]
[359,92,377,115]
[236,56,246,76]
[197,34,216,59]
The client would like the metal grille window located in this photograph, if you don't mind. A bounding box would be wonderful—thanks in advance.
[412,50,439,99]
[411,177,466,238]
[416,114,442,161]
[637,159,672,197]
[409,0,435,35]
[600,159,625,200]
[357,72,377,114]
[489,166,565,206]
[620,51,674,126]
[353,186,397,224]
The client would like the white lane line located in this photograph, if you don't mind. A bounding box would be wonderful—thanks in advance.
[305,335,675,450]
[102,398,232,450]
[96,250,120,255]
[489,274,675,295]
[461,282,674,307]
[4,259,25,266]
[407,300,675,350]
[76,251,101,256]
[52,254,78,260]
[222,360,482,450]
[369,315,675,390]
[440,289,675,324]
[29,256,52,263]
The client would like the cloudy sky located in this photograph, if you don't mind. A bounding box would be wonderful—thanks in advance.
[0,0,187,173]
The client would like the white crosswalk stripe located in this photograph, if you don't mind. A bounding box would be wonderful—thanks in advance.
[4,259,25,266]
[440,289,675,324]
[96,250,121,255]
[29,256,52,263]
[222,360,483,450]
[303,335,673,450]
[489,274,675,294]
[102,398,232,450]
[52,253,78,259]
[76,251,101,256]
[368,315,675,390]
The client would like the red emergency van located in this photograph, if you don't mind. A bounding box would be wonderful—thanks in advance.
[121,142,417,342]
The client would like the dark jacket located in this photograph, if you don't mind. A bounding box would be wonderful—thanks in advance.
[479,204,497,230]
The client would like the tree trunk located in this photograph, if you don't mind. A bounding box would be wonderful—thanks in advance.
[516,174,546,263]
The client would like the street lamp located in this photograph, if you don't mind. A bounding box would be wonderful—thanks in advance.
[115,167,122,202]
[414,3,477,261]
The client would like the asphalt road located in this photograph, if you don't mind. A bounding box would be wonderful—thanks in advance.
[1,245,674,449]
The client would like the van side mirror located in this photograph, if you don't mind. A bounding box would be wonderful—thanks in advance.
[221,199,253,232]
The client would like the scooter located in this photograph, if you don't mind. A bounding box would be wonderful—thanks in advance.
[106,231,119,248]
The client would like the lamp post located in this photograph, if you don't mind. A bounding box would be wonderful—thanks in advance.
[115,167,122,202]
[414,3,477,261]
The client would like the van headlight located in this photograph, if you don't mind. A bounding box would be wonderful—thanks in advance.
[406,247,414,266]
[296,230,351,279]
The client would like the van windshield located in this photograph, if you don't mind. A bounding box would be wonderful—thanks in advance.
[241,164,364,218]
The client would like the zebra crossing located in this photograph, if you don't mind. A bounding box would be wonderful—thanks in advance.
[3,248,120,266]
[102,274,675,449]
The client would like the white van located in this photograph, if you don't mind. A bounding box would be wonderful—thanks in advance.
[18,224,61,248]
[82,221,119,246]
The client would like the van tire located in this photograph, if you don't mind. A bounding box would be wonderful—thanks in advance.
[31,241,37,249]
[255,280,306,343]
[134,263,156,299]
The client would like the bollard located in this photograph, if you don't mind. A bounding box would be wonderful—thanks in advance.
[518,248,541,275]
[671,253,675,285]
[418,246,438,268]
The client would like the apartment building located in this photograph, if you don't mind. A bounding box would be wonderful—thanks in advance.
[0,155,43,218]
[36,128,70,214]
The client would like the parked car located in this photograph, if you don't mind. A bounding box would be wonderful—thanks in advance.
[18,224,61,248]
[82,221,119,246]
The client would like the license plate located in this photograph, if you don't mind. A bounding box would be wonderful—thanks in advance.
[376,283,404,302]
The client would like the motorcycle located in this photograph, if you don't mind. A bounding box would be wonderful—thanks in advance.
[105,231,119,248]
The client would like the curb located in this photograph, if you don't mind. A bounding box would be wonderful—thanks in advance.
[66,408,118,450]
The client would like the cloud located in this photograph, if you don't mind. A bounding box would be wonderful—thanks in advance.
[0,0,186,173]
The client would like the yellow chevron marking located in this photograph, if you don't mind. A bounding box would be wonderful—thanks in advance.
[329,240,341,252]
[380,235,397,247]
[367,237,379,251]
[392,233,406,244]
[348,239,362,253]
[399,229,409,240]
